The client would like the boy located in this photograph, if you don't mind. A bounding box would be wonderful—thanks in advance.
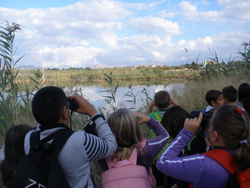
[146,90,179,188]
[23,86,117,188]
[222,86,237,105]
[204,90,224,112]
[146,90,179,125]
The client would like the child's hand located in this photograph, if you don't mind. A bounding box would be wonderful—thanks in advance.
[67,95,97,117]
[184,112,203,134]
[150,100,155,107]
[134,112,150,124]
[170,96,180,106]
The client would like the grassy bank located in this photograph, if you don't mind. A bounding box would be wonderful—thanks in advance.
[16,66,198,83]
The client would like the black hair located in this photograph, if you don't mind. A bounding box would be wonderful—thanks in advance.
[1,124,32,187]
[32,86,67,126]
[205,90,222,105]
[238,83,250,113]
[154,90,170,109]
[222,86,237,103]
[161,106,189,139]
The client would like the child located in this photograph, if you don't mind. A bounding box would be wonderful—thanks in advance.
[100,108,170,188]
[146,90,179,138]
[23,86,117,187]
[203,90,224,112]
[146,90,179,122]
[222,86,237,105]
[1,124,33,188]
[156,105,250,188]
[153,106,189,188]
[237,83,250,116]
[146,91,179,188]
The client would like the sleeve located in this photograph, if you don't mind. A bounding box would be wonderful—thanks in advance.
[83,112,117,161]
[156,128,206,184]
[145,118,170,160]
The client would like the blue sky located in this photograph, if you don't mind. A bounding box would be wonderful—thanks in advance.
[0,0,250,68]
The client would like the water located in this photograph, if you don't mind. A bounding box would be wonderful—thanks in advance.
[65,81,185,112]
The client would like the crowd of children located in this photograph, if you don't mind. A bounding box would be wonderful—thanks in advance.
[0,82,250,188]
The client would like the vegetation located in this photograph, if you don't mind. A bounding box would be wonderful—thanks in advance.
[16,65,196,84]
[0,22,250,187]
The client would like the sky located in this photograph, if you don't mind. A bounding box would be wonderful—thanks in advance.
[0,0,250,69]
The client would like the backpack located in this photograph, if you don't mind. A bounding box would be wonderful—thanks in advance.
[151,112,164,138]
[14,129,74,188]
[101,140,156,188]
[189,149,250,188]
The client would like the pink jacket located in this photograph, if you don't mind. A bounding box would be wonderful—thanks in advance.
[102,140,156,188]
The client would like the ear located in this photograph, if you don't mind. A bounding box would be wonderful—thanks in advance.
[61,106,68,120]
[224,98,229,103]
[211,100,216,107]
[212,130,219,142]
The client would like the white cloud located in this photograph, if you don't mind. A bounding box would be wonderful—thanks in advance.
[38,46,104,68]
[148,0,167,8]
[178,1,250,23]
[127,0,166,10]
[127,16,181,36]
[0,0,249,68]
[158,10,179,18]
[94,30,250,66]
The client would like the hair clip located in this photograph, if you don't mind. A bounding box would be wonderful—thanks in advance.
[240,140,248,145]
[237,108,243,114]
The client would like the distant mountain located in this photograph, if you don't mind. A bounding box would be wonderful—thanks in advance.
[17,65,42,69]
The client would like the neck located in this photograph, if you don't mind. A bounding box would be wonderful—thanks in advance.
[224,102,236,105]
[158,108,168,111]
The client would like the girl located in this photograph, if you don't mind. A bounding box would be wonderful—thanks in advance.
[100,108,170,188]
[237,83,250,116]
[151,106,189,188]
[156,105,250,188]
[1,124,32,188]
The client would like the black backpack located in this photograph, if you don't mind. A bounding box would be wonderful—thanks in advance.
[14,129,74,188]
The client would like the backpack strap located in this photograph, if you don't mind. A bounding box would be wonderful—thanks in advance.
[30,129,74,156]
[50,129,74,156]
[202,149,237,174]
[187,136,197,151]
[153,112,162,122]
[30,130,64,152]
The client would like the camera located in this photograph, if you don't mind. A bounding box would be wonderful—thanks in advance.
[67,98,79,111]
[190,110,214,133]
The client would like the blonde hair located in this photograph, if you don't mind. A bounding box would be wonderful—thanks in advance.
[108,108,144,161]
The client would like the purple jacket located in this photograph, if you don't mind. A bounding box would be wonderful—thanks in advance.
[156,128,231,188]
[100,117,170,172]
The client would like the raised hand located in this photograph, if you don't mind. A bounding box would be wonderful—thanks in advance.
[67,95,97,117]
[134,112,150,124]
[184,112,203,134]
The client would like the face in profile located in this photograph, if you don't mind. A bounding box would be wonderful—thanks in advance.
[214,94,224,107]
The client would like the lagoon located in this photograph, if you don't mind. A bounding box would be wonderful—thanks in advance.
[61,80,185,113]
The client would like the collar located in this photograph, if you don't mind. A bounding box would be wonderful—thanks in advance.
[39,123,71,131]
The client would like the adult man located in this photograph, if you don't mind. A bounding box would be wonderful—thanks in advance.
[24,86,117,187]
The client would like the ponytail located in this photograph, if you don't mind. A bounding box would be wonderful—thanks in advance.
[234,137,250,171]
[112,145,141,161]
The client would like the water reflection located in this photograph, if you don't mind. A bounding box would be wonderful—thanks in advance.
[69,82,185,112]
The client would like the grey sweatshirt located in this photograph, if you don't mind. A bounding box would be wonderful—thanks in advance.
[24,112,117,188]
